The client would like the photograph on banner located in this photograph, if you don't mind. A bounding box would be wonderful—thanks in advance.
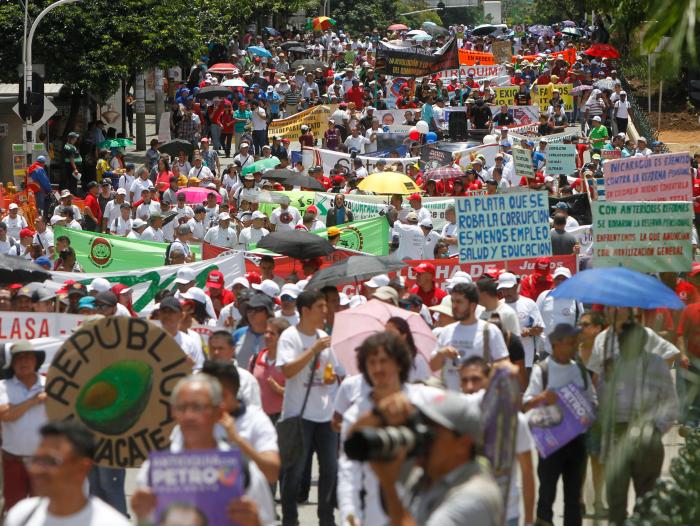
[377,38,459,77]
[45,317,192,467]
[532,84,574,112]
[421,144,454,169]
[602,152,692,202]
[458,49,495,65]
[491,40,513,64]
[314,192,389,221]
[150,449,245,526]
[456,192,552,263]
[489,105,540,126]
[384,76,415,108]
[546,143,578,175]
[268,105,335,142]
[592,201,693,272]
[375,108,420,129]
[0,312,84,342]
[512,146,535,179]
[453,142,502,170]
[302,146,420,176]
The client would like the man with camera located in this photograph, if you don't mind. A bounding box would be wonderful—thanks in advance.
[346,389,502,526]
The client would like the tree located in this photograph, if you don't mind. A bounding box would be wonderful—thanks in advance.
[332,0,400,34]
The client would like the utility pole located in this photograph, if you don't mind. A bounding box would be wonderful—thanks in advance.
[134,72,146,151]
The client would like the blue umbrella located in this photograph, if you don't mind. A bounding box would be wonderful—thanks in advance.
[550,267,685,309]
[247,46,272,58]
[264,27,279,36]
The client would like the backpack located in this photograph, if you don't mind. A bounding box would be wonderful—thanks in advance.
[538,358,589,391]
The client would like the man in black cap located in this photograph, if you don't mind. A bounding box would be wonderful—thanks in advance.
[94,291,118,316]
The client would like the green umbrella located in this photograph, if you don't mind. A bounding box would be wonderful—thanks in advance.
[99,138,134,149]
[242,156,281,176]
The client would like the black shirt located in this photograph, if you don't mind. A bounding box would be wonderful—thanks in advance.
[493,113,514,126]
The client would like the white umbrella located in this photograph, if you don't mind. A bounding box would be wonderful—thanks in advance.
[406,29,430,37]
[221,78,249,88]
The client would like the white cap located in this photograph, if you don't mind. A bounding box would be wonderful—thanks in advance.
[592,115,602,122]
[446,271,472,292]
[181,286,217,319]
[296,279,309,290]
[88,277,111,293]
[132,218,147,229]
[60,189,71,198]
[8,203,18,210]
[50,215,66,225]
[240,142,250,148]
[251,211,266,220]
[419,218,433,228]
[280,283,301,299]
[175,267,196,284]
[232,276,250,288]
[218,212,231,221]
[252,279,280,298]
[116,188,127,195]
[497,272,518,290]
[339,292,351,306]
[553,267,572,279]
[348,294,368,308]
[365,274,390,288]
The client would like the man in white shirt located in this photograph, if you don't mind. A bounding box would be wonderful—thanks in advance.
[129,166,152,203]
[239,211,269,248]
[102,188,128,232]
[536,267,584,355]
[476,278,522,337]
[392,212,425,260]
[134,187,160,221]
[343,127,370,153]
[407,193,432,224]
[420,217,441,259]
[203,212,238,249]
[58,191,83,221]
[186,206,208,241]
[440,205,459,257]
[108,203,133,236]
[233,142,255,171]
[6,420,130,526]
[188,155,214,182]
[269,200,301,232]
[173,193,194,220]
[32,216,54,257]
[157,296,205,370]
[140,213,164,243]
[251,102,268,157]
[364,120,382,154]
[127,218,147,239]
[276,289,340,526]
[430,282,510,391]
[2,203,28,240]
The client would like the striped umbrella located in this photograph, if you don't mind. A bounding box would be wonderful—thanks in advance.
[425,166,463,180]
[312,16,336,31]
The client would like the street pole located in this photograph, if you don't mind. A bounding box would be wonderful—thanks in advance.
[135,72,146,151]
[154,67,164,135]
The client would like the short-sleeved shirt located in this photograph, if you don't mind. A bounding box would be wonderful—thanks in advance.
[63,143,82,164]
[0,375,47,456]
[234,109,252,133]
[588,125,609,148]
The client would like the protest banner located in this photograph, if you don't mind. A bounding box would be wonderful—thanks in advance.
[456,192,552,263]
[602,152,692,202]
[489,105,540,126]
[493,86,520,106]
[302,146,419,176]
[0,312,84,342]
[546,143,578,175]
[314,192,389,221]
[268,105,334,142]
[45,318,192,467]
[532,84,574,112]
[375,108,419,128]
[377,38,459,77]
[436,64,507,81]
[601,149,621,160]
[253,190,316,216]
[491,41,513,64]
[150,449,245,526]
[54,227,202,273]
[512,147,535,179]
[52,252,246,312]
[384,76,415,108]
[458,49,495,65]
[570,225,593,257]
[529,383,596,458]
[421,144,454,169]
[592,201,693,272]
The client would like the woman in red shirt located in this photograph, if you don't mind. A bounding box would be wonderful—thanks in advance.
[451,178,466,196]
[154,157,174,193]
[251,318,288,423]
[221,103,235,157]
[464,170,483,191]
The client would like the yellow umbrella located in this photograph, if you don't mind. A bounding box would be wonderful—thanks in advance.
[357,172,421,195]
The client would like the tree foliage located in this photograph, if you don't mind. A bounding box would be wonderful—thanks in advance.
[332,0,400,35]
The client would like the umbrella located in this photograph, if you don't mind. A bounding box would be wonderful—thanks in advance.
[306,255,407,290]
[549,267,685,309]
[424,166,463,180]
[98,138,133,149]
[0,254,51,284]
[162,210,179,227]
[241,157,281,176]
[411,34,433,42]
[357,172,421,195]
[247,46,272,58]
[422,21,449,35]
[264,27,279,36]
[221,78,248,88]
[287,46,310,55]
[331,299,435,376]
[562,27,585,37]
[406,29,430,37]
[594,78,616,91]
[292,59,324,70]
[583,43,620,59]
[312,16,336,31]
[562,20,576,27]
[388,23,409,31]
[281,41,303,51]
[257,230,335,259]
[262,168,298,180]
[276,174,326,191]
[570,84,594,94]
[208,63,239,75]
[196,86,231,99]
[159,139,194,157]
[528,24,555,37]
[176,187,221,205]
[471,24,497,36]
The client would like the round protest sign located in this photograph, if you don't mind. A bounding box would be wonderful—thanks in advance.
[45,317,191,468]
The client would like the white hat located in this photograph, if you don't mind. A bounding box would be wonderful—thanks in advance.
[60,189,71,198]
[429,295,453,317]
[592,116,602,122]
[132,218,147,229]
[553,267,572,279]
[116,188,127,195]
[232,276,251,288]
[280,283,301,299]
[497,272,518,290]
[366,274,390,288]
[253,279,280,298]
[218,212,231,221]
[348,294,367,308]
[88,278,111,293]
[446,271,472,292]
[296,279,309,290]
[50,215,65,225]
[8,203,18,210]
[240,142,250,148]
[339,292,351,306]
[419,218,433,228]
[181,286,217,319]
[251,211,266,220]
[174,267,196,284]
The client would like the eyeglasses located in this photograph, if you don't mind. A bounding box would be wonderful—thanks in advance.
[28,455,64,468]
[578,321,592,328]
[172,403,215,414]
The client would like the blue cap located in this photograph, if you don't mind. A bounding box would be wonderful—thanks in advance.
[252,83,260,88]
[78,296,96,310]
[34,256,51,268]
[500,140,512,148]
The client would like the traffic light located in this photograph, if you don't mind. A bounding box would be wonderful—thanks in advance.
[17,73,44,123]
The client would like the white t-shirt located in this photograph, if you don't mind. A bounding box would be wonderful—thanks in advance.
[129,178,151,202]
[276,326,340,422]
[432,320,509,391]
[270,206,301,231]
[140,226,164,243]
[102,200,124,227]
[239,227,269,248]
[252,107,267,131]
[344,134,370,153]
[614,99,630,119]
[108,216,132,236]
[393,222,425,261]
[276,310,300,326]
[189,164,214,181]
[421,230,441,259]
[34,229,54,253]
[203,226,238,248]
[536,289,583,354]
[364,128,382,153]
[523,357,597,406]
[174,331,205,371]
[440,222,458,257]
[479,301,522,337]
[2,214,28,240]
[505,296,545,368]
[6,496,130,526]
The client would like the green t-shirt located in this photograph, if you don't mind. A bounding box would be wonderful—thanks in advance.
[589,125,608,148]
[64,143,82,164]
[234,110,252,133]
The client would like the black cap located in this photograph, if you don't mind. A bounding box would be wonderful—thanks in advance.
[247,293,274,314]
[66,283,87,297]
[95,291,118,307]
[159,295,182,312]
[548,323,581,343]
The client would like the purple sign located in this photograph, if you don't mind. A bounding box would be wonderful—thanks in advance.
[149,449,245,526]
[528,382,596,458]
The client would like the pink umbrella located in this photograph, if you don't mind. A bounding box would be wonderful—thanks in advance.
[425,166,463,180]
[331,299,435,376]
[208,63,239,75]
[176,187,221,204]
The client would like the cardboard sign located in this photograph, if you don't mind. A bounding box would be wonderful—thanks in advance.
[0,313,84,342]
[459,49,496,65]
[512,147,535,179]
[602,152,692,202]
[491,41,513,65]
[456,192,552,263]
[45,318,192,467]
[150,449,245,526]
[493,86,520,106]
[546,143,578,175]
[592,201,693,272]
[268,105,335,142]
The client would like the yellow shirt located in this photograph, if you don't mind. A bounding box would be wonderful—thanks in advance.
[96,159,110,183]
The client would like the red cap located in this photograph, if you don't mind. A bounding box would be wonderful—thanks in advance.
[332,175,345,184]
[689,262,700,277]
[206,269,225,289]
[482,269,503,280]
[306,205,319,214]
[238,101,247,106]
[535,257,552,273]
[8,283,23,290]
[245,271,262,285]
[19,228,35,239]
[413,262,436,275]
[407,193,422,201]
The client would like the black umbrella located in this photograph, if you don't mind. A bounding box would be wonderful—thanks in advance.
[0,254,51,284]
[281,41,303,51]
[306,256,407,290]
[471,24,497,36]
[292,59,324,71]
[279,174,326,191]
[287,46,309,55]
[159,139,194,157]
[196,86,231,99]
[162,210,179,227]
[257,231,335,259]
[262,168,298,180]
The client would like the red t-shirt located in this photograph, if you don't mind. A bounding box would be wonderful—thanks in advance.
[692,178,700,214]
[520,273,553,300]
[409,284,447,307]
[206,288,234,317]
[345,87,365,109]
[678,303,700,358]
[84,194,102,223]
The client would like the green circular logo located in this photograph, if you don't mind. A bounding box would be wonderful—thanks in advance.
[90,237,112,268]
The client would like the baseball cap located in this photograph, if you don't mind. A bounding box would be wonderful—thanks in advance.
[240,142,250,148]
[19,228,35,239]
[535,257,552,274]
[78,296,96,310]
[419,218,433,228]
[548,323,582,343]
[9,203,19,210]
[407,193,422,201]
[414,262,436,275]
[406,212,418,223]
[159,295,183,312]
[252,279,281,298]
[553,267,572,279]
[232,276,251,289]
[132,218,147,229]
[174,267,196,285]
[497,272,518,290]
[306,205,319,214]
[88,277,111,293]
[116,188,127,195]
[327,226,341,237]
[592,116,602,122]
[251,211,266,220]
[280,283,301,300]
[365,274,390,288]
[415,391,483,441]
[94,291,118,307]
[372,286,399,306]
[247,292,275,313]
[206,270,225,289]
[218,212,231,221]
[446,271,472,292]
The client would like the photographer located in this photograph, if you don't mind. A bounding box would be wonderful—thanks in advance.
[346,390,502,526]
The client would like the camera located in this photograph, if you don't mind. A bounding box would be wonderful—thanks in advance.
[344,413,434,462]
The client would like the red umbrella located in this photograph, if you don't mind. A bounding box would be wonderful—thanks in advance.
[583,43,620,59]
[208,63,239,75]
[388,23,409,31]
[425,166,463,180]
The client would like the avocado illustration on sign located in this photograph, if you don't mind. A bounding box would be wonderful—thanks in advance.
[76,360,153,435]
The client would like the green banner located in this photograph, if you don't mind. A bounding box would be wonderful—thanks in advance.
[256,191,316,217]
[54,227,201,273]
[313,216,390,256]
